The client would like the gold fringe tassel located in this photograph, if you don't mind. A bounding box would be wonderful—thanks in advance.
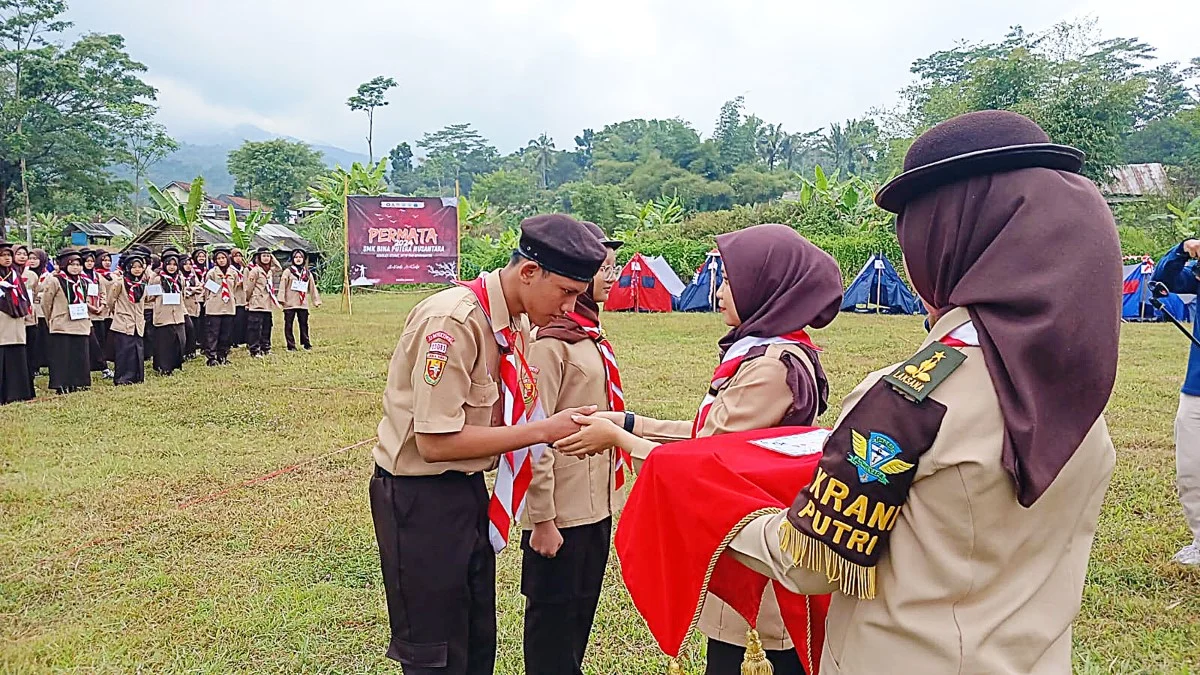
[778,519,877,600]
[741,629,774,675]
[668,657,686,674]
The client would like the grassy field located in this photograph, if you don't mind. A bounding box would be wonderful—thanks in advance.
[3,291,1199,674]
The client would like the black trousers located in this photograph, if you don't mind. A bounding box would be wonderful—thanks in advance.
[0,344,34,404]
[704,638,806,675]
[142,309,155,362]
[153,323,186,375]
[246,310,273,355]
[183,315,197,356]
[193,307,206,356]
[30,318,49,370]
[47,333,90,392]
[204,314,234,364]
[284,308,310,349]
[369,467,496,675]
[112,331,144,385]
[232,305,248,346]
[88,319,109,371]
[520,518,611,675]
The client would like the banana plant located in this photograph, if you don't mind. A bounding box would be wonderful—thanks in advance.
[226,206,272,250]
[147,176,206,247]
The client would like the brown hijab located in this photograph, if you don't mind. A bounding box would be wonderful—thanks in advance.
[897,167,1121,507]
[715,224,843,356]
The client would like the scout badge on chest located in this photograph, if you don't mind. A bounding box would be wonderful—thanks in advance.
[423,331,454,386]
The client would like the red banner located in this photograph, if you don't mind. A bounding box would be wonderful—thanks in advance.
[347,196,459,285]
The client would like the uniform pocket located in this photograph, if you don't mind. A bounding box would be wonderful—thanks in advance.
[466,381,501,426]
[389,638,448,668]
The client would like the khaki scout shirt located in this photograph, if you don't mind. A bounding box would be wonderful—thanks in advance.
[523,335,626,530]
[278,267,320,310]
[728,307,1116,675]
[148,273,186,327]
[230,265,248,307]
[39,276,93,336]
[87,274,112,321]
[636,343,819,651]
[0,303,26,345]
[244,263,281,312]
[203,267,239,316]
[106,276,147,336]
[23,269,42,323]
[373,270,529,477]
[182,275,202,318]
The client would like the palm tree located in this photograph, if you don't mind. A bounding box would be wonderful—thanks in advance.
[820,119,880,176]
[758,123,787,170]
[780,130,822,171]
[527,133,555,188]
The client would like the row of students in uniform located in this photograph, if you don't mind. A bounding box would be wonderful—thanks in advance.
[367,214,841,675]
[0,241,321,401]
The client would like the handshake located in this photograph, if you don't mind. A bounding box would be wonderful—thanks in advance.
[541,407,627,457]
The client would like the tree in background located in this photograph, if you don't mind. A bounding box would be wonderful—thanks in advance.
[527,133,555,188]
[574,129,595,171]
[227,139,325,222]
[147,176,204,248]
[387,141,415,191]
[0,0,155,239]
[346,75,396,164]
[299,160,389,292]
[416,123,499,194]
[470,168,544,219]
[115,103,177,227]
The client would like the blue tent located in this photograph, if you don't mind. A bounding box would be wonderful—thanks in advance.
[840,254,925,315]
[1123,262,1193,322]
[677,250,725,312]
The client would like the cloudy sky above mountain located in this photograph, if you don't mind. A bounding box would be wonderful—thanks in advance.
[68,0,1198,154]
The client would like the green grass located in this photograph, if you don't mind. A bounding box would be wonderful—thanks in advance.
[2,292,1198,673]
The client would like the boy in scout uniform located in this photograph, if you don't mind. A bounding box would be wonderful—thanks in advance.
[520,221,625,675]
[718,112,1121,674]
[370,214,608,675]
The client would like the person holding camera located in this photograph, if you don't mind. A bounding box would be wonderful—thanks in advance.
[1153,238,1200,566]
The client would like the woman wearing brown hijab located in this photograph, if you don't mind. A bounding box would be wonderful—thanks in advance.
[715,111,1121,675]
[557,223,844,675]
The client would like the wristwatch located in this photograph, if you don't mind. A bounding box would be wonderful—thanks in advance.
[623,412,636,433]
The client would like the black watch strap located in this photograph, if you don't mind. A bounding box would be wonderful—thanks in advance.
[623,412,636,433]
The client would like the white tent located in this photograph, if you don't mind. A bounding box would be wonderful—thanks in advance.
[644,255,686,297]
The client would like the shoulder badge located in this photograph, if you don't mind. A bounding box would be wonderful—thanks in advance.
[882,343,966,403]
[848,430,915,485]
[423,331,453,386]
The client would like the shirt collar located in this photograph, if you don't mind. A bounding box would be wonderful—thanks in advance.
[921,306,973,349]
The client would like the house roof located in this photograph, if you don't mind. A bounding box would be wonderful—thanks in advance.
[164,181,192,192]
[1104,163,1169,199]
[126,217,314,253]
[213,194,268,211]
[64,220,134,238]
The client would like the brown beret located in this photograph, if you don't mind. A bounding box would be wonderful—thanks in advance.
[517,214,608,282]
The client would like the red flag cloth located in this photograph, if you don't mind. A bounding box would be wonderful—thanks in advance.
[615,426,831,674]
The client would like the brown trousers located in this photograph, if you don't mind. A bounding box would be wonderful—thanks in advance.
[369,467,496,674]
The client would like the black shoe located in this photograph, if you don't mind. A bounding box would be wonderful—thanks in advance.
[287,346,297,352]
[302,344,312,351]
[207,358,219,367]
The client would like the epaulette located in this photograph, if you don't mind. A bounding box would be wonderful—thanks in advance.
[881,340,967,404]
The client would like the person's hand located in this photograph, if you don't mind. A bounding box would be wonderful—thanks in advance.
[591,410,626,426]
[541,406,596,445]
[530,520,563,558]
[315,301,323,308]
[553,415,619,457]
[1184,239,1200,259]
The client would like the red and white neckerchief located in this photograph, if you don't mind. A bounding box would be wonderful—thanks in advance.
[457,276,547,553]
[82,269,102,309]
[125,274,146,303]
[56,271,86,305]
[2,268,30,316]
[692,330,820,437]
[263,269,281,307]
[216,268,232,303]
[566,310,633,489]
[938,321,980,348]
[290,266,309,305]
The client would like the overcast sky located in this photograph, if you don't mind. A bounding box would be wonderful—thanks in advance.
[67,0,1198,154]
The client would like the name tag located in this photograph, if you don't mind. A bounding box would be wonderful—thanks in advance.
[162,292,182,306]
[86,282,100,297]
[146,283,163,296]
[68,303,89,321]
[204,279,221,293]
[291,279,308,292]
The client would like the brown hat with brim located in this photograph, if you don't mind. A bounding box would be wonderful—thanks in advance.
[579,221,623,250]
[875,110,1085,214]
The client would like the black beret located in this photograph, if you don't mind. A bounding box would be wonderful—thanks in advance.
[253,246,272,256]
[0,239,13,251]
[161,250,182,262]
[580,221,623,250]
[211,245,232,256]
[875,110,1085,213]
[55,247,83,263]
[517,214,608,282]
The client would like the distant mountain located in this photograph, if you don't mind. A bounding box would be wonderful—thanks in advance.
[125,125,372,195]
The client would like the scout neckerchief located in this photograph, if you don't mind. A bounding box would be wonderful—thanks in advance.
[260,263,280,307]
[456,275,547,553]
[160,270,182,295]
[215,267,232,304]
[780,321,978,600]
[693,329,820,437]
[56,270,87,305]
[290,265,310,305]
[81,267,103,311]
[0,266,31,318]
[565,310,633,489]
[125,272,146,303]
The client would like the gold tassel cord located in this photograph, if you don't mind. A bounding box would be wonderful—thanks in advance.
[741,628,775,675]
[668,658,686,674]
[778,519,877,600]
